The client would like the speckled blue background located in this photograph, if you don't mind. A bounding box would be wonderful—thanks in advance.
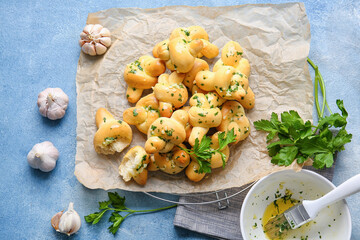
[0,1,359,239]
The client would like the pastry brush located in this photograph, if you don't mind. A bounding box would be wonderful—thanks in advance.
[264,174,360,239]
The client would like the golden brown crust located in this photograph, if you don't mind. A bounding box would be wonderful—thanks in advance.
[145,110,188,154]
[194,70,216,92]
[200,39,219,59]
[195,66,252,106]
[208,133,230,169]
[152,144,190,174]
[188,93,223,146]
[217,101,250,143]
[93,108,132,155]
[95,107,116,129]
[185,160,206,182]
[239,86,255,109]
[154,26,218,74]
[213,41,251,77]
[153,39,169,59]
[169,38,203,73]
[124,55,166,103]
[119,146,150,186]
[169,26,218,60]
[123,93,160,134]
[148,155,160,172]
[214,66,249,101]
[183,58,209,90]
[180,106,192,142]
[133,169,148,186]
[154,72,188,117]
[169,26,209,41]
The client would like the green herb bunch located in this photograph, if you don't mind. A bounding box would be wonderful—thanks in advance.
[85,192,176,235]
[254,58,352,169]
[180,128,236,174]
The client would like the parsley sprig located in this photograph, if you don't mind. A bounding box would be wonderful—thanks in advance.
[85,192,177,235]
[180,129,236,174]
[254,58,352,169]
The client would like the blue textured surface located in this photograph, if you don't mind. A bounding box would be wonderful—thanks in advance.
[0,0,359,239]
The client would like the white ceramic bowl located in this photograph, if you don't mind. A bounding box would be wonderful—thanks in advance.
[240,169,351,239]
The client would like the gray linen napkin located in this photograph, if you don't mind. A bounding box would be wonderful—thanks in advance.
[173,165,335,240]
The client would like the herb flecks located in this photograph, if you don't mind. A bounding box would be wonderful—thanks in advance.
[133,109,138,117]
[103,137,116,146]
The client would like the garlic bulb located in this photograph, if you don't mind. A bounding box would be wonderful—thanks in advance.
[51,202,81,236]
[27,141,59,172]
[79,24,112,56]
[37,88,69,120]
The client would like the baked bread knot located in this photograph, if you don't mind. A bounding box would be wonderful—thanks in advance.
[152,39,169,59]
[183,58,209,92]
[118,146,150,186]
[123,93,160,134]
[185,157,206,182]
[180,106,192,143]
[153,72,188,118]
[153,37,203,73]
[169,38,204,73]
[213,41,251,77]
[124,55,166,103]
[185,133,230,182]
[195,66,255,109]
[188,93,223,146]
[169,26,219,59]
[145,110,188,154]
[93,108,132,155]
[148,144,190,174]
[209,132,230,169]
[217,101,250,144]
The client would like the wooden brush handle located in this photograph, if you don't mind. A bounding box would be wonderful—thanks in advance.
[303,174,360,219]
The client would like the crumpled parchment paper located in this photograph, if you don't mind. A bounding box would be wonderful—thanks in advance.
[75,3,313,193]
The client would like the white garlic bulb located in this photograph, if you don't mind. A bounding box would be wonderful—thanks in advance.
[37,88,69,120]
[79,24,112,56]
[27,141,59,172]
[51,202,81,236]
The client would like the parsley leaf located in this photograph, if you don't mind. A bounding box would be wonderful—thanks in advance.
[218,129,236,150]
[108,192,125,209]
[108,212,125,235]
[180,129,236,174]
[85,192,177,235]
[271,146,299,166]
[254,100,352,169]
[254,59,352,169]
[312,152,334,169]
[99,200,112,210]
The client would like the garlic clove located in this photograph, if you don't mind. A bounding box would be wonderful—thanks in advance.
[51,211,63,231]
[95,43,107,55]
[52,202,81,236]
[82,43,96,56]
[92,24,103,34]
[99,28,111,37]
[80,32,88,40]
[79,39,86,47]
[99,37,111,47]
[83,24,93,34]
[92,33,102,40]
